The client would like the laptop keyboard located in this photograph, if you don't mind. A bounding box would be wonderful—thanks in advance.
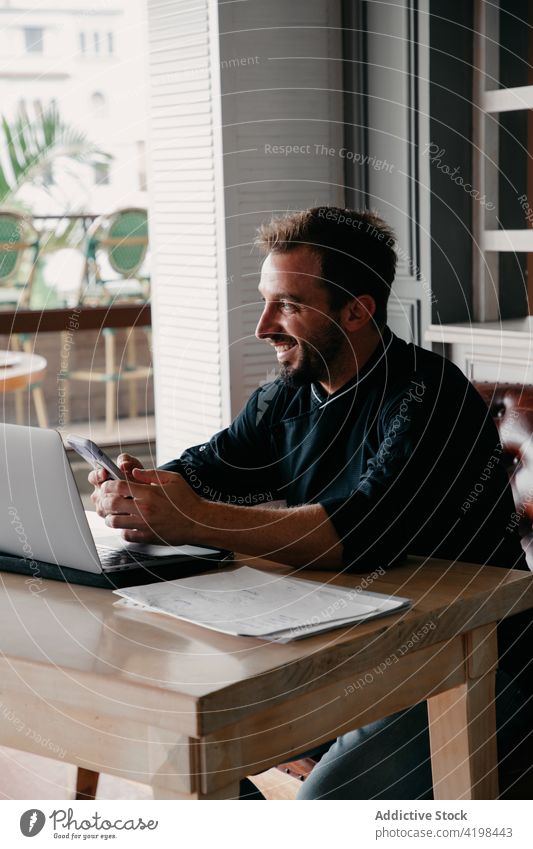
[97,546,148,572]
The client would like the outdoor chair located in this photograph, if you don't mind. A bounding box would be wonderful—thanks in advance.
[0,210,47,426]
[64,208,152,433]
[0,210,39,310]
[84,207,150,304]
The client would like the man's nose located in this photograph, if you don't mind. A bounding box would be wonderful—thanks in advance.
[255,303,281,340]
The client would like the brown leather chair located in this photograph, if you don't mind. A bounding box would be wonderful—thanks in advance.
[474,382,533,570]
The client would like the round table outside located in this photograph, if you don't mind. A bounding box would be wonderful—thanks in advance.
[0,351,48,427]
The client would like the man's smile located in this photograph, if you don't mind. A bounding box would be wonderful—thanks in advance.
[270,339,298,360]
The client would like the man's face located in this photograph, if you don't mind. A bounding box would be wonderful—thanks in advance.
[255,246,348,387]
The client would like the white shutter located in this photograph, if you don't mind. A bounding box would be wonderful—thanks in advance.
[146,0,230,464]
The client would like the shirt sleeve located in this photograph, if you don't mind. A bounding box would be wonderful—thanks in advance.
[159,383,281,505]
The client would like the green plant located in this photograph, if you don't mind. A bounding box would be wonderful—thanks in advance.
[0,104,111,205]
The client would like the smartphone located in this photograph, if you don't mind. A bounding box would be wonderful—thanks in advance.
[66,434,126,480]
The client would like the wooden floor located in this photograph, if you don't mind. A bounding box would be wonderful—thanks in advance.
[0,748,300,800]
[0,748,153,800]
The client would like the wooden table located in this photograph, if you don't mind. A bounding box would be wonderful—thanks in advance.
[0,350,48,427]
[0,558,532,800]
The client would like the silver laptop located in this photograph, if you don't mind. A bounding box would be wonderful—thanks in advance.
[0,423,222,585]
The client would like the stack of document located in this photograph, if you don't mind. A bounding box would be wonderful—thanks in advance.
[113,566,411,643]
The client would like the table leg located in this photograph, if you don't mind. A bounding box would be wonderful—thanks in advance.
[75,767,99,800]
[14,387,24,425]
[146,732,243,800]
[31,384,48,428]
[104,329,117,432]
[428,626,499,800]
[126,331,138,419]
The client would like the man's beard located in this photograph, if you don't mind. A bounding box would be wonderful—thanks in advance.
[278,326,346,388]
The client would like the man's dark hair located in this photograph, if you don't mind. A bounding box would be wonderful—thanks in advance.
[255,206,397,327]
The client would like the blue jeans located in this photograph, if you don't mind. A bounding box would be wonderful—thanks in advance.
[298,670,532,799]
[240,671,533,799]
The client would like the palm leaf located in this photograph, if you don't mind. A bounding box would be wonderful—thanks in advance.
[0,105,111,203]
[0,167,9,200]
[2,116,24,183]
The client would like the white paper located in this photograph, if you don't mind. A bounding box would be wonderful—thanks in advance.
[268,596,411,641]
[113,566,411,639]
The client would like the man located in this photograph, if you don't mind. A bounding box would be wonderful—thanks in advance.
[91,207,532,798]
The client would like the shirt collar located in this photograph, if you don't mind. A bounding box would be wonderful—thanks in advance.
[311,326,394,409]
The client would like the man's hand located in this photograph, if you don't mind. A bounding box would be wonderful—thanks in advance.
[89,453,143,517]
[91,456,344,566]
[98,468,201,545]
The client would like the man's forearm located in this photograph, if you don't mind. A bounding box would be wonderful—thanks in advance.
[190,500,344,568]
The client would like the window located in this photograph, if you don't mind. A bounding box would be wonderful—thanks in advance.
[23,26,44,54]
[473,0,531,319]
[107,32,114,54]
[94,162,110,185]
[93,31,100,54]
[79,32,86,54]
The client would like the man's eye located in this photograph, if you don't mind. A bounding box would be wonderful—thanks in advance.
[279,301,297,312]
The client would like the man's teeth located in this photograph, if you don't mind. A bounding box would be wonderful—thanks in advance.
[274,343,295,351]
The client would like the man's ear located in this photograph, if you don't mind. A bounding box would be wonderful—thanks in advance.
[342,295,377,331]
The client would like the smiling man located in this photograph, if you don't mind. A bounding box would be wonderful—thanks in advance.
[91,206,532,799]
[92,207,521,573]
[256,243,377,393]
